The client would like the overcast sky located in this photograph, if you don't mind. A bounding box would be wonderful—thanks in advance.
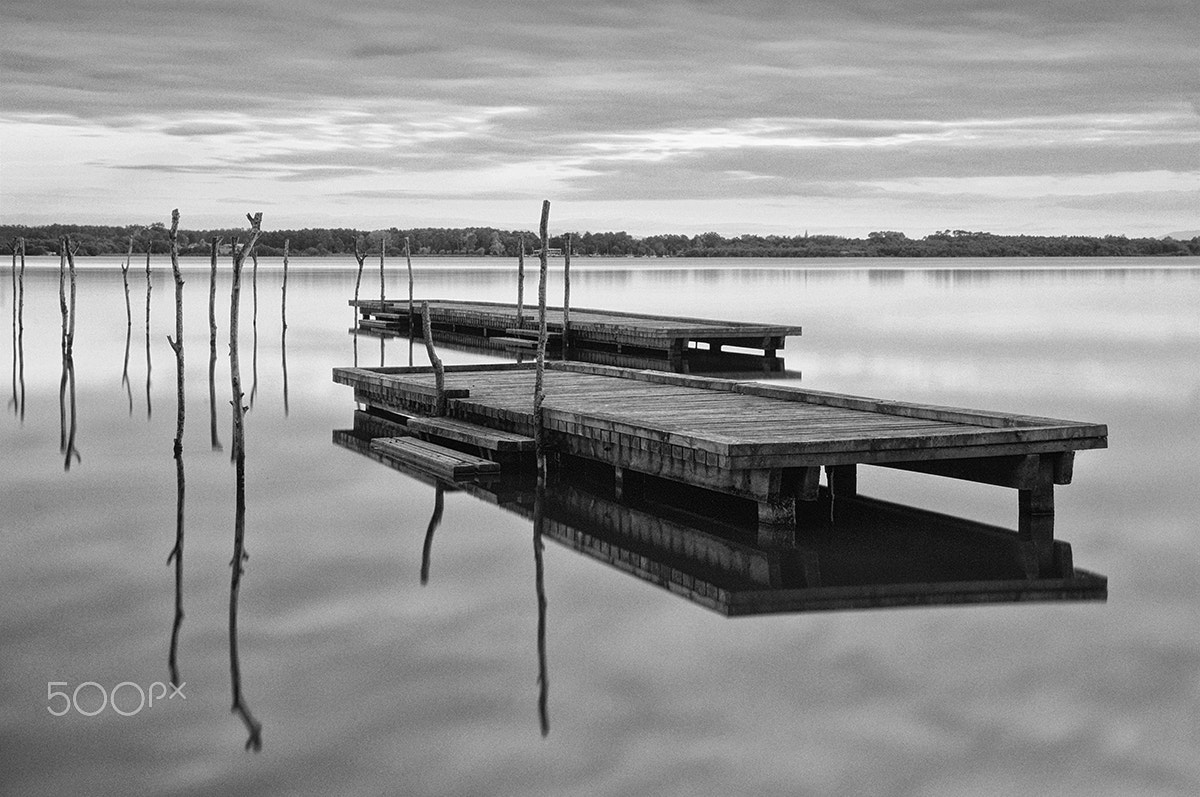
[2,0,1197,236]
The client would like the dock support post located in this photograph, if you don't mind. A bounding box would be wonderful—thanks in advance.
[1018,455,1056,572]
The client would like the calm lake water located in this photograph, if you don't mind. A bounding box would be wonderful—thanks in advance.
[3,256,1199,796]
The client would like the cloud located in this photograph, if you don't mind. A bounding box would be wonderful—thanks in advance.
[2,0,1197,233]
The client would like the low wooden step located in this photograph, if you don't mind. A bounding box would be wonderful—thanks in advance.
[407,416,536,452]
[370,437,500,479]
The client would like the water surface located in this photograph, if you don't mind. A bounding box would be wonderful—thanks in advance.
[3,256,1199,796]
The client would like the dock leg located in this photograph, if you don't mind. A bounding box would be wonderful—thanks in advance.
[1018,456,1056,573]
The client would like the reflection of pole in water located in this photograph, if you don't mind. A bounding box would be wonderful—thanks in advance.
[208,237,223,451]
[165,211,186,687]
[379,237,386,367]
[533,454,549,737]
[420,485,444,585]
[145,234,153,420]
[228,213,264,751]
[281,240,289,416]
[121,236,133,415]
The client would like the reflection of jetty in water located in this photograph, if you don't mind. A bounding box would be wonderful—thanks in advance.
[333,411,1106,615]
[351,300,794,374]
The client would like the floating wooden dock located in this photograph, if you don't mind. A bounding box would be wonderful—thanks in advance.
[333,361,1107,574]
[351,299,800,368]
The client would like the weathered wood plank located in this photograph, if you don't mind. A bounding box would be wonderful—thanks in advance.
[370,436,501,479]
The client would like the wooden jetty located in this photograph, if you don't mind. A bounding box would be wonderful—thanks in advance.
[334,422,1107,615]
[352,323,788,374]
[333,361,1107,573]
[351,299,800,368]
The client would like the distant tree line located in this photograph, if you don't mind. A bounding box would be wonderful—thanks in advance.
[3,223,1197,258]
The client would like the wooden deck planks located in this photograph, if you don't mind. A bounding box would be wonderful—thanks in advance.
[334,363,1107,467]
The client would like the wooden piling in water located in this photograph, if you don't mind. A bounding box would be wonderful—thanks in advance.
[352,238,368,367]
[563,233,571,354]
[404,236,414,331]
[420,301,446,416]
[516,235,526,327]
[166,209,186,687]
[282,239,290,416]
[208,237,222,451]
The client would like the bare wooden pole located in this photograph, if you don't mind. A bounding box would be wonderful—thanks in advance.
[58,239,68,450]
[165,209,186,687]
[562,233,572,356]
[15,238,24,420]
[228,212,264,751]
[120,235,133,414]
[516,235,526,327]
[166,209,185,456]
[281,239,290,416]
[208,237,222,450]
[405,236,413,332]
[420,301,446,416]
[8,241,16,415]
[281,239,289,333]
[352,238,367,367]
[60,237,81,469]
[379,237,386,367]
[145,233,153,419]
[534,201,550,456]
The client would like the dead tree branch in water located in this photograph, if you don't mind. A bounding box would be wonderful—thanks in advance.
[11,239,25,421]
[281,239,289,416]
[351,238,368,367]
[165,209,186,687]
[59,237,81,469]
[420,301,446,416]
[516,235,526,327]
[121,235,134,414]
[209,237,223,451]
[145,233,153,420]
[534,201,550,456]
[228,212,264,751]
